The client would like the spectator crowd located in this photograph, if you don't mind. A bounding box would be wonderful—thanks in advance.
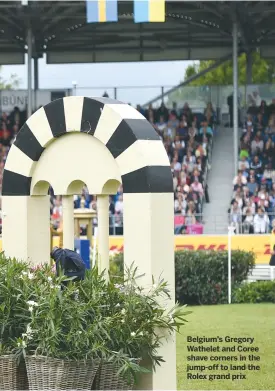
[230,99,275,234]
[0,100,215,235]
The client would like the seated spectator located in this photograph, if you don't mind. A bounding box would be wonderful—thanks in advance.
[191,176,204,199]
[185,209,196,225]
[250,155,262,173]
[243,198,256,216]
[188,121,198,139]
[177,118,189,141]
[167,111,179,139]
[115,195,123,214]
[156,102,169,122]
[254,208,269,234]
[251,132,264,155]
[146,107,155,124]
[174,193,187,215]
[233,170,247,186]
[247,176,258,196]
[171,156,182,173]
[199,121,213,139]
[180,103,193,126]
[243,208,254,234]
[238,156,250,170]
[229,201,242,233]
[204,102,215,127]
[255,113,266,132]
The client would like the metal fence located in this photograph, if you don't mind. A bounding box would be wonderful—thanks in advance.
[74,83,275,115]
[24,211,275,236]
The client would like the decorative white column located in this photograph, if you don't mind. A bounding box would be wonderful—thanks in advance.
[2,195,50,265]
[124,192,176,390]
[62,195,74,250]
[97,195,109,280]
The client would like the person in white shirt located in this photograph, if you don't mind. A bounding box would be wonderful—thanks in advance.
[254,208,269,234]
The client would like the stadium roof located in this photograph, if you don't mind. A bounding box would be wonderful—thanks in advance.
[0,1,275,65]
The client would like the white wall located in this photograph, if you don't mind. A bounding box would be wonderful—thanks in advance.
[31,132,122,196]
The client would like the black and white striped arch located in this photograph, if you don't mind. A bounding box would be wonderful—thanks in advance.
[2,96,173,196]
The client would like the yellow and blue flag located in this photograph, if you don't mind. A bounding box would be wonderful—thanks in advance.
[134,0,165,23]
[86,0,118,23]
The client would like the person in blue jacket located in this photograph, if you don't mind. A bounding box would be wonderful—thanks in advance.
[50,247,86,283]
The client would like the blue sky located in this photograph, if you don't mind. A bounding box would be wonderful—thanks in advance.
[1,55,192,105]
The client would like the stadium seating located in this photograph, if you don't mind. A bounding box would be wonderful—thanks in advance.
[229,99,275,234]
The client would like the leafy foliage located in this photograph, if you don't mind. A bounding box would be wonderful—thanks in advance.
[234,280,275,303]
[110,250,255,305]
[175,250,255,305]
[0,72,21,90]
[0,254,30,354]
[0,256,190,382]
[184,52,275,86]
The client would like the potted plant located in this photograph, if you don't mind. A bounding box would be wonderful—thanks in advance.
[0,254,30,390]
[15,267,101,390]
[91,265,191,390]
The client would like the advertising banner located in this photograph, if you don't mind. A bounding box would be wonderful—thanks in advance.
[0,235,270,264]
[108,235,271,265]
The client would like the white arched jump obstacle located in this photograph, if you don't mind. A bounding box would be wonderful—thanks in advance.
[2,96,176,389]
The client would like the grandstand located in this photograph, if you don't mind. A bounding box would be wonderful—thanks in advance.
[229,99,275,235]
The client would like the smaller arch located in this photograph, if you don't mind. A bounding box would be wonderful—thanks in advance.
[32,180,51,196]
[101,179,121,195]
[67,180,87,195]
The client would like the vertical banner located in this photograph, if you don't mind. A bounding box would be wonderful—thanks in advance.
[86,0,118,23]
[134,0,165,23]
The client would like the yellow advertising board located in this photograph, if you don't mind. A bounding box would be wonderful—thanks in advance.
[107,235,270,265]
[0,235,270,265]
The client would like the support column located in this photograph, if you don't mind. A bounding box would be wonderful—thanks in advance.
[97,195,109,279]
[233,22,239,175]
[34,57,39,111]
[2,195,50,265]
[27,28,32,118]
[124,193,176,390]
[62,195,74,250]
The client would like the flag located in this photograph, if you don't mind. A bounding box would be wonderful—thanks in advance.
[134,0,165,23]
[86,0,118,23]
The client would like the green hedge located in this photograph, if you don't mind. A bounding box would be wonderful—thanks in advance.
[234,281,275,303]
[110,250,255,305]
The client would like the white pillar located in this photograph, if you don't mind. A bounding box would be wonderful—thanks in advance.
[124,193,176,390]
[62,195,74,250]
[2,195,50,265]
[97,195,109,279]
[27,27,32,118]
[233,22,239,175]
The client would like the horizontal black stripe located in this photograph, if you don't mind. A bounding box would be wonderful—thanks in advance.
[122,166,173,193]
[2,170,31,196]
[106,118,160,159]
[44,98,66,138]
[14,123,44,161]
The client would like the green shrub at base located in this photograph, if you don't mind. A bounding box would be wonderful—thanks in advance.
[175,250,255,305]
[233,281,275,303]
[110,250,255,305]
